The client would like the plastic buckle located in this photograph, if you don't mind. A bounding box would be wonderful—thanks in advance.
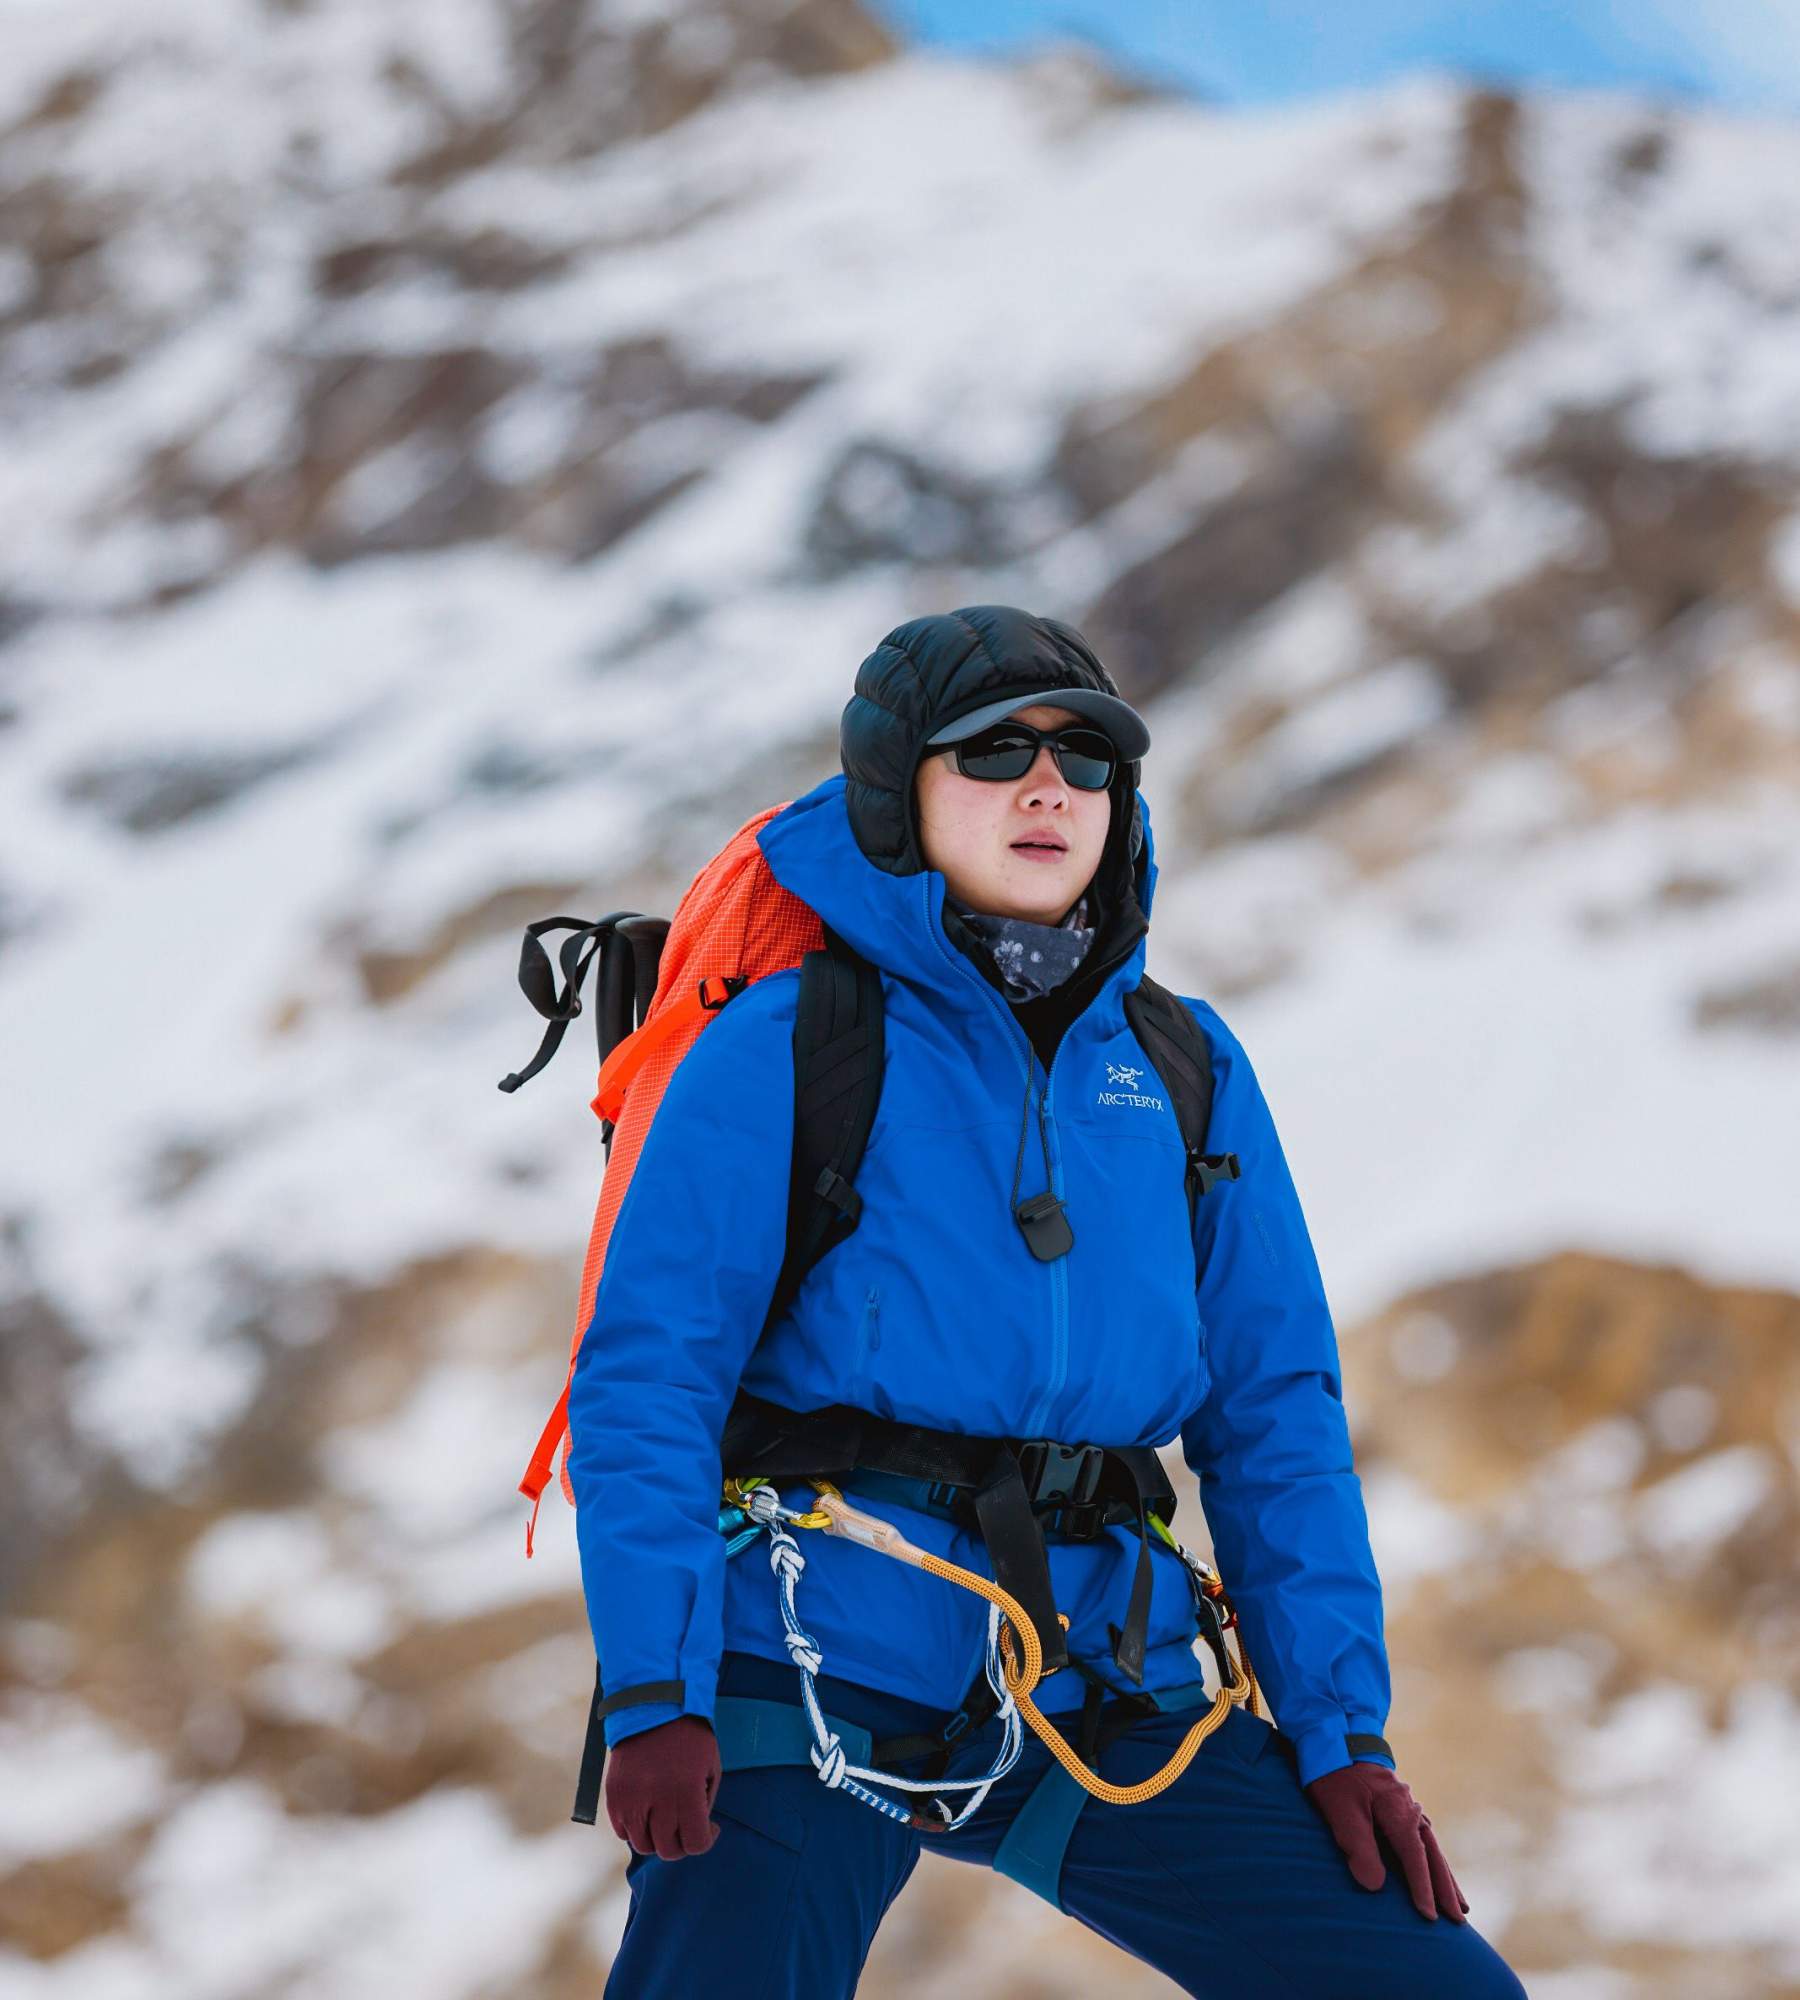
[698,974,748,1010]
[1187,1148,1242,1196]
[1047,1499,1107,1540]
[1016,1440,1105,1510]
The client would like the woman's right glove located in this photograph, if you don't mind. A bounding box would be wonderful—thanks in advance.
[604,1714,722,1860]
[1305,1762,1469,1922]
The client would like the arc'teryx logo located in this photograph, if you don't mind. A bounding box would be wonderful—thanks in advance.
[1098,1059,1164,1110]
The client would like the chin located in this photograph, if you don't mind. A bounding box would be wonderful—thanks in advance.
[1001,881,1073,922]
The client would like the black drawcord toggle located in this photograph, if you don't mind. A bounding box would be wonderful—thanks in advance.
[1015,1190,1074,1261]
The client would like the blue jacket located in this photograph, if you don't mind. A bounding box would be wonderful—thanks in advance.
[565,773,1393,1786]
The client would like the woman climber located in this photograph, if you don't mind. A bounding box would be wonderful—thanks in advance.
[563,604,1528,1998]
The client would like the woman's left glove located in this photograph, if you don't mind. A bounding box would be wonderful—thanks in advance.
[604,1715,722,1861]
[1304,1763,1470,1923]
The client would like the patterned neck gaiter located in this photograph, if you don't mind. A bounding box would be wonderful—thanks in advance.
[951,893,1095,1001]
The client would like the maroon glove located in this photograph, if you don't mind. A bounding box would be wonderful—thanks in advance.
[604,1715,722,1861]
[1305,1763,1469,1923]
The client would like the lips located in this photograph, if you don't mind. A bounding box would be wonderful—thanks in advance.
[1012,837,1067,853]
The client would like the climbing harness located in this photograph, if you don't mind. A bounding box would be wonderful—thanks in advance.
[568,1400,1260,1832]
[729,1476,1256,1833]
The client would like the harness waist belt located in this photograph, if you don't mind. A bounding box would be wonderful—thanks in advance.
[722,1390,1178,1684]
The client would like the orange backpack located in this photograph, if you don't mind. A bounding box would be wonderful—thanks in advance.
[502,803,822,1553]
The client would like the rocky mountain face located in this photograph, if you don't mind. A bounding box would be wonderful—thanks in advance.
[2,1,1798,1994]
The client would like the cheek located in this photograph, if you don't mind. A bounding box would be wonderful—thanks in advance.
[918,771,992,852]
[1078,797,1113,864]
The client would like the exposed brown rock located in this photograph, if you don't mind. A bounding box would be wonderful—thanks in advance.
[0,1841,138,1961]
[1343,1252,1800,1991]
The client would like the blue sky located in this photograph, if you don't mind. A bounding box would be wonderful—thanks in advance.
[870,0,1800,116]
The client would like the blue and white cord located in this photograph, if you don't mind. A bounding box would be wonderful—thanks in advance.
[742,1483,1023,1832]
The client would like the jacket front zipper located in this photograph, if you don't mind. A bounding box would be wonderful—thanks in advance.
[1037,1056,1070,1435]
[928,876,1076,1439]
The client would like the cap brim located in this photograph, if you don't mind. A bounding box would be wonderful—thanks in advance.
[923,686,1150,759]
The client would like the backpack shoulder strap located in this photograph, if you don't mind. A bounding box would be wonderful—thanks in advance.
[761,922,886,1336]
[758,957,1232,1324]
[1122,976,1242,1243]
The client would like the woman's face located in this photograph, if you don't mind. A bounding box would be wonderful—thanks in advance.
[913,702,1113,923]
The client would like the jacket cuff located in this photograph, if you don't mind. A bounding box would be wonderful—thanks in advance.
[603,1700,686,1749]
[1291,1714,1394,1787]
[598,1672,719,1751]
[1345,1717,1394,1770]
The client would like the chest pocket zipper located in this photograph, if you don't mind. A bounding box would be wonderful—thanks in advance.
[856,1285,881,1376]
[1192,1302,1213,1406]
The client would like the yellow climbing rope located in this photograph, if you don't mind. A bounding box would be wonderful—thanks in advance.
[772,1479,1260,1808]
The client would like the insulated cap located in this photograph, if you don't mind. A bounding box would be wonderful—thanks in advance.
[923,684,1151,759]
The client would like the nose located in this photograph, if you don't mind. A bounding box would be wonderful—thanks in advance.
[1020,743,1069,802]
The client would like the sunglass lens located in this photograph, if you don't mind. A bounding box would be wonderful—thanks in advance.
[1056,730,1116,790]
[956,728,1038,780]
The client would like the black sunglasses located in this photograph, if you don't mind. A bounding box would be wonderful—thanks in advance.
[939,720,1118,791]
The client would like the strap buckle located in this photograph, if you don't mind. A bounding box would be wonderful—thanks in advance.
[699,973,748,1009]
[1186,1148,1241,1197]
[1043,1498,1107,1540]
[1015,1439,1105,1512]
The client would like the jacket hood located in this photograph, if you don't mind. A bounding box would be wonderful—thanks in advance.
[757,771,1160,1019]
[839,603,1146,880]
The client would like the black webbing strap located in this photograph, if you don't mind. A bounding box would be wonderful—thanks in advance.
[1121,974,1240,1251]
[1082,1672,1164,1772]
[1077,1671,1108,1767]
[869,1671,1005,1775]
[497,912,667,1098]
[723,1396,1176,1524]
[572,1665,607,1826]
[598,1678,686,1718]
[973,1447,1070,1675]
[1116,1504,1154,1684]
[1346,1732,1394,1761]
[498,917,608,1094]
[571,1669,688,1826]
[763,929,884,1337]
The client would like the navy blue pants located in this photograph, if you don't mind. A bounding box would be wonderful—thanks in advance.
[604,1653,1529,1998]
